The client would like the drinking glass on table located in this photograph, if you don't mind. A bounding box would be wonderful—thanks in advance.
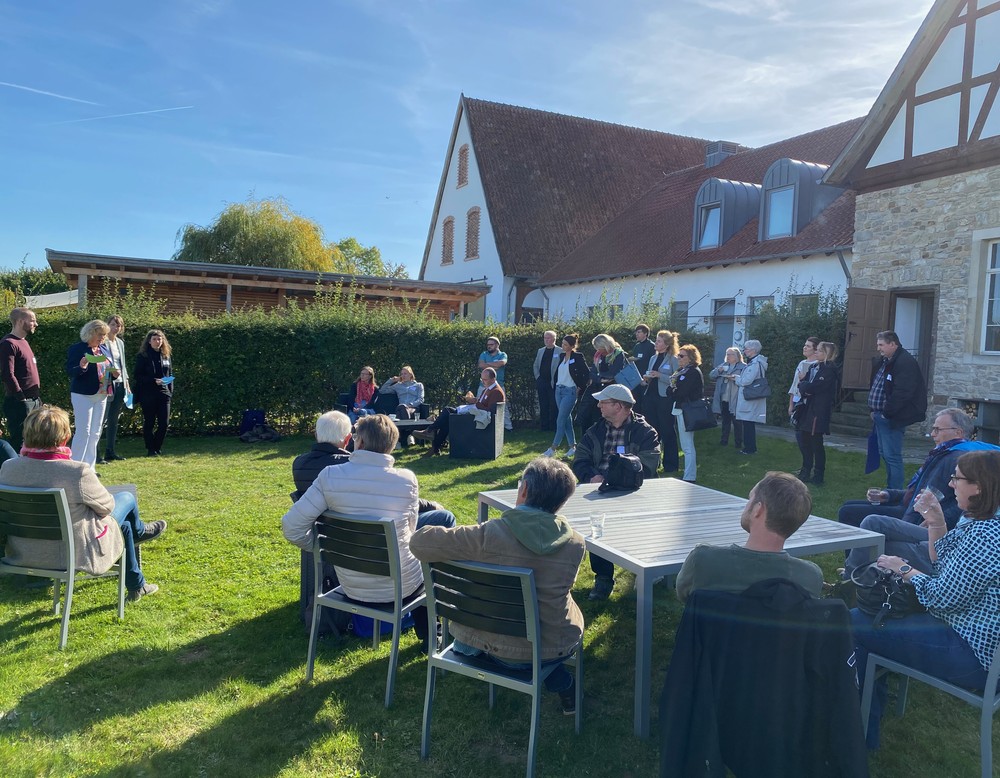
[590,512,606,539]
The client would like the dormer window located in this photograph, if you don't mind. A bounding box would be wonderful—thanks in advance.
[692,178,761,251]
[765,186,795,238]
[698,205,721,249]
[758,158,844,241]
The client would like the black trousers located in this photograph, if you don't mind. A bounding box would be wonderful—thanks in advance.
[141,394,171,453]
[536,376,556,430]
[428,407,456,450]
[643,392,678,472]
[720,401,742,447]
[100,383,127,456]
[798,430,826,475]
[2,395,39,453]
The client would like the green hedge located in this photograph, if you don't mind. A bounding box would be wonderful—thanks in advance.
[21,293,715,434]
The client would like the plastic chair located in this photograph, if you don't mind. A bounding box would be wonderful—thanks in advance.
[861,641,1000,778]
[0,485,126,649]
[420,560,582,778]
[306,512,426,707]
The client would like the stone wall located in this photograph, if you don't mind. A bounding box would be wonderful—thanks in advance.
[852,163,1000,426]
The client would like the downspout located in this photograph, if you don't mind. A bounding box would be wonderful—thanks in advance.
[506,279,519,322]
[836,249,852,287]
[539,287,550,319]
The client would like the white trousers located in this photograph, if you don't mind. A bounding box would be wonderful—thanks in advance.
[673,409,697,482]
[71,392,108,468]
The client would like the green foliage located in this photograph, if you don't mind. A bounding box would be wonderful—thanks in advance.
[747,283,848,426]
[0,264,70,300]
[335,237,407,279]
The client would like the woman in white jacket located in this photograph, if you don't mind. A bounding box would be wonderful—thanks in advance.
[735,340,769,455]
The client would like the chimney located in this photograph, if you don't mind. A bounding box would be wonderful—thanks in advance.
[705,140,740,168]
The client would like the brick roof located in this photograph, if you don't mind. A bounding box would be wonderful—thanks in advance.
[538,117,866,286]
[463,97,717,279]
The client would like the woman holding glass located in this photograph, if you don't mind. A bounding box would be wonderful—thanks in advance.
[65,320,115,469]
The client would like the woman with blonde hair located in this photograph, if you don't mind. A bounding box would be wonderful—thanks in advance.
[0,405,165,602]
[709,346,746,448]
[134,329,173,457]
[65,319,115,468]
[793,341,838,485]
[380,365,425,420]
[642,330,681,472]
[667,344,705,483]
[591,334,626,387]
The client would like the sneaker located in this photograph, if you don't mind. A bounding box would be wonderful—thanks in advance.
[588,576,614,601]
[406,435,416,447]
[137,520,167,544]
[794,469,811,482]
[96,458,109,465]
[565,447,576,459]
[106,453,127,461]
[543,448,556,457]
[127,582,159,602]
[558,682,577,716]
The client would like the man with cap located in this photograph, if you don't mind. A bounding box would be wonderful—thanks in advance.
[572,383,660,600]
[479,336,512,430]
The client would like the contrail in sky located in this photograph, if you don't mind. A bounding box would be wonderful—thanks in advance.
[49,105,195,125]
[0,80,101,105]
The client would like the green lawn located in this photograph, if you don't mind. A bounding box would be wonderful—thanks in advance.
[0,429,990,777]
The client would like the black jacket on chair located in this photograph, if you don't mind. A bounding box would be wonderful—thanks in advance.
[660,579,868,778]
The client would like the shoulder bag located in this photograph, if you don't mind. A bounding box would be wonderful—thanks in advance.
[851,561,926,629]
[680,399,718,431]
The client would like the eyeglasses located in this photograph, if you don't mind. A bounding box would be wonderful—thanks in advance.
[950,473,975,483]
[677,354,689,360]
[930,426,958,433]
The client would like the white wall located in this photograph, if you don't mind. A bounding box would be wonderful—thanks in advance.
[421,109,508,321]
[537,252,850,329]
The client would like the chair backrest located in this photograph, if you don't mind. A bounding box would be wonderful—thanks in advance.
[0,486,74,571]
[314,512,402,597]
[423,560,540,657]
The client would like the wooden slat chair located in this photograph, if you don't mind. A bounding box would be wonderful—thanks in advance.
[306,512,426,707]
[0,485,126,649]
[861,641,1000,778]
[420,560,583,778]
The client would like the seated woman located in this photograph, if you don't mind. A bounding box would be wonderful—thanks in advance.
[379,365,425,420]
[423,367,505,457]
[0,405,166,602]
[851,449,1000,748]
[347,366,379,424]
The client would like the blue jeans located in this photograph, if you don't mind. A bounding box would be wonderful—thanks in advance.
[873,414,905,489]
[347,408,375,424]
[845,515,932,575]
[452,639,573,692]
[111,491,145,591]
[838,500,903,528]
[850,608,987,748]
[552,385,578,448]
[741,421,757,453]
[416,510,456,529]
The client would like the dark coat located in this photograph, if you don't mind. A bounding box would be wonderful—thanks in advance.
[66,341,110,396]
[291,442,350,498]
[870,346,926,429]
[666,365,704,406]
[795,362,838,435]
[553,350,592,398]
[595,350,626,385]
[133,350,173,402]
[572,411,660,482]
[660,579,869,778]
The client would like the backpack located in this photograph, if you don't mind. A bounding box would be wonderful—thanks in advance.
[599,453,644,493]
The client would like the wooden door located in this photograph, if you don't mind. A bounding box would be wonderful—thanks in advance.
[843,287,890,389]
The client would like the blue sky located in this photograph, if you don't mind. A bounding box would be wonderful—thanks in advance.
[1,0,934,277]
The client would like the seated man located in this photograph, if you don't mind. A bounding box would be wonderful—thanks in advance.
[423,367,505,457]
[837,408,972,529]
[409,457,585,713]
[675,471,822,603]
[572,384,660,601]
[281,414,456,646]
[292,410,352,499]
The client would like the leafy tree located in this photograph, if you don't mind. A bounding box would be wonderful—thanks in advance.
[335,237,407,279]
[0,263,70,298]
[174,197,335,271]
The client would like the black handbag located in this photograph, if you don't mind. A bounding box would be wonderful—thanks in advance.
[680,399,717,431]
[742,375,772,400]
[599,453,644,493]
[851,562,926,629]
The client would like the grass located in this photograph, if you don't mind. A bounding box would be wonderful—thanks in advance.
[0,427,992,777]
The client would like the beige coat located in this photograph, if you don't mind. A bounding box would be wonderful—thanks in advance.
[410,507,585,661]
[0,457,122,575]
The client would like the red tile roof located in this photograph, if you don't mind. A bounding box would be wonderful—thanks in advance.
[538,117,865,285]
[463,97,718,279]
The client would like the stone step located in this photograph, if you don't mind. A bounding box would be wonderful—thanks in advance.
[835,403,872,420]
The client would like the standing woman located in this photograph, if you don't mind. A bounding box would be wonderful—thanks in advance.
[99,315,130,463]
[592,333,626,387]
[794,341,838,485]
[642,330,680,473]
[667,344,705,483]
[66,320,115,469]
[709,347,746,448]
[347,366,378,424]
[543,333,591,459]
[735,339,769,455]
[134,329,173,457]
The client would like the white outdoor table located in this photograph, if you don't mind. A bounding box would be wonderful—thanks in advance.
[477,478,885,738]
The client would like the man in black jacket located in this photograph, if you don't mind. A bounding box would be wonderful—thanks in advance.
[572,384,660,600]
[292,410,352,499]
[867,331,926,489]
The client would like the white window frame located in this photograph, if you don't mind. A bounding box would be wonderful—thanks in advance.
[765,185,795,239]
[982,240,1000,353]
[697,204,721,249]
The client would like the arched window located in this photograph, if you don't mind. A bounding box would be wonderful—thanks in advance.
[465,207,480,260]
[441,217,455,265]
[457,144,470,188]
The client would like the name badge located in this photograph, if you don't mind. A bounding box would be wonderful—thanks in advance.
[616,445,626,454]
[886,374,892,382]
[679,374,685,381]
[162,359,171,368]
[569,359,575,364]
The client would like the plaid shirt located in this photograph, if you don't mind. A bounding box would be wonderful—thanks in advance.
[599,419,629,474]
[912,517,1000,670]
[868,361,888,412]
